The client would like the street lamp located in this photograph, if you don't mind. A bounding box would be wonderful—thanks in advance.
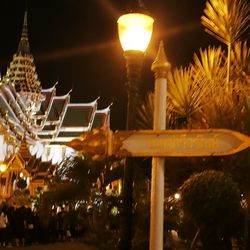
[0,163,7,173]
[117,7,154,250]
[118,11,154,130]
[118,13,154,52]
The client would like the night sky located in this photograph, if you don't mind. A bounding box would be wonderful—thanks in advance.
[0,0,220,129]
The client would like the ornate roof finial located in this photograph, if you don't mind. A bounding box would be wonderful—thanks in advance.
[18,11,30,54]
[151,41,171,78]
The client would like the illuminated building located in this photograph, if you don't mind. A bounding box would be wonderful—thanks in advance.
[0,12,110,200]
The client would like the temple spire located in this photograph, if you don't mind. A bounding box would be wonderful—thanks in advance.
[18,11,30,54]
[4,10,45,115]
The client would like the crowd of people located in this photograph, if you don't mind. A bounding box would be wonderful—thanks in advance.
[0,204,83,247]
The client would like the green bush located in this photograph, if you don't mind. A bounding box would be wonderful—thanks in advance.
[179,170,241,249]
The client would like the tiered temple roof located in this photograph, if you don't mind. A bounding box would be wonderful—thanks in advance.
[0,11,111,199]
[0,11,110,166]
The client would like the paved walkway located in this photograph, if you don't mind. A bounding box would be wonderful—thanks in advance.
[8,240,97,250]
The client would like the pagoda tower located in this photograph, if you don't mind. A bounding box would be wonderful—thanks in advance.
[4,12,45,116]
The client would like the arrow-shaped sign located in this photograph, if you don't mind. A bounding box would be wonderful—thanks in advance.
[111,129,250,157]
[65,129,250,159]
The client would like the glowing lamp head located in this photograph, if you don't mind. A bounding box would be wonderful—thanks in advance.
[118,13,154,52]
[174,193,181,200]
[0,163,7,173]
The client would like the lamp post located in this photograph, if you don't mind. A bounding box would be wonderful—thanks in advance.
[117,8,154,250]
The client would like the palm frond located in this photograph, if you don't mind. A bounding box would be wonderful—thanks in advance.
[193,46,226,82]
[240,96,250,135]
[167,67,208,127]
[201,89,250,132]
[231,40,250,78]
[137,92,154,129]
[201,0,250,45]
[192,46,228,96]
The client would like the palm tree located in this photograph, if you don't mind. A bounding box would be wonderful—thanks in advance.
[138,0,250,142]
[201,0,250,92]
[191,44,250,132]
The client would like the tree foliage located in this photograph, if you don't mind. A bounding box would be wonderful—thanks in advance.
[180,170,241,228]
[41,156,122,206]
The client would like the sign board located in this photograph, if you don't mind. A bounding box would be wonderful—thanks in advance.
[65,129,250,158]
[111,129,250,157]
